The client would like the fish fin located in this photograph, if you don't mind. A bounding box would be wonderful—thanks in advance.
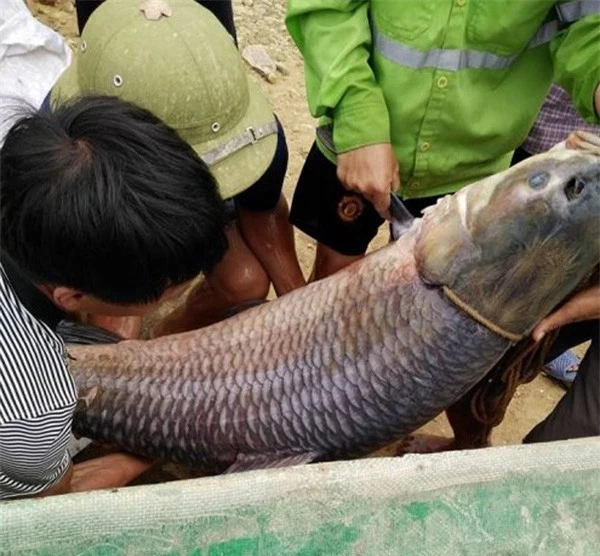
[224,452,319,474]
[56,319,123,345]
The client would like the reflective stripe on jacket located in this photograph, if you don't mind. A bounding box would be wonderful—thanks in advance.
[286,0,600,199]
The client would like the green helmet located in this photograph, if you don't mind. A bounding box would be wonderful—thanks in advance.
[52,0,277,199]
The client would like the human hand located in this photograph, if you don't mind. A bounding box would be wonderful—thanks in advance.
[532,285,600,342]
[336,143,400,219]
[565,130,600,154]
[70,452,154,492]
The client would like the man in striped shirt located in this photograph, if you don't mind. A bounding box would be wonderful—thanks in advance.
[0,96,229,499]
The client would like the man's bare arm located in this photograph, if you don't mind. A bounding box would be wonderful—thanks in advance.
[34,453,153,498]
[532,285,600,342]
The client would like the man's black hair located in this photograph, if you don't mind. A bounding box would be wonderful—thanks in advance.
[0,95,229,304]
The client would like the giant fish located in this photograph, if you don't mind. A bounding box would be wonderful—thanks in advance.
[67,146,600,473]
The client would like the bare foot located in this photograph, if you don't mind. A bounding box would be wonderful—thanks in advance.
[396,433,493,456]
[395,434,457,456]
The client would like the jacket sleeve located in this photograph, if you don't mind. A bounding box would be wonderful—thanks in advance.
[550,9,600,122]
[286,0,391,153]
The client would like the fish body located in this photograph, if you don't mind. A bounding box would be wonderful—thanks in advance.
[68,148,600,472]
[70,240,507,471]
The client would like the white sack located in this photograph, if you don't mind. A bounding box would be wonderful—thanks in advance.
[0,0,71,144]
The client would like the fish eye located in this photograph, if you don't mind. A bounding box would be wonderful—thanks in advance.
[528,171,549,189]
[564,177,585,201]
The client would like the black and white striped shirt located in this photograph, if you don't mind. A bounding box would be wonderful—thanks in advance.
[0,264,77,499]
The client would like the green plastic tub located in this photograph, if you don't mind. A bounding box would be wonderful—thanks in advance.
[1,438,599,555]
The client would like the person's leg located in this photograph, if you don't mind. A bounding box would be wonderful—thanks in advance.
[290,142,384,282]
[236,195,305,295]
[311,244,363,282]
[234,118,305,295]
[524,320,599,442]
[152,118,297,335]
[152,224,270,336]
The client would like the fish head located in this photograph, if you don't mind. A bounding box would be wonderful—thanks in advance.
[414,147,600,336]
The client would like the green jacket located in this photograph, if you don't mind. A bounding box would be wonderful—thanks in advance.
[286,0,600,199]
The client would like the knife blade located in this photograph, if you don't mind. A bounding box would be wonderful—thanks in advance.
[389,191,414,239]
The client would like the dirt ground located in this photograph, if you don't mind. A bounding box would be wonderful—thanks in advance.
[30,0,568,456]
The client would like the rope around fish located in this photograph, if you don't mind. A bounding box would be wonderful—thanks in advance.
[443,286,523,343]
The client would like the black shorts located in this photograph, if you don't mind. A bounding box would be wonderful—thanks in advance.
[290,142,440,256]
[524,320,599,442]
[233,116,288,212]
[75,1,237,42]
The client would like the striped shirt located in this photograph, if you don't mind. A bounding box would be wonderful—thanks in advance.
[0,263,77,500]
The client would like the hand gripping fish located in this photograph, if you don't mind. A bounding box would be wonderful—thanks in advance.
[67,148,600,473]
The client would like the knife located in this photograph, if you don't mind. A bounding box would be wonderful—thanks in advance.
[317,125,414,238]
[389,191,414,239]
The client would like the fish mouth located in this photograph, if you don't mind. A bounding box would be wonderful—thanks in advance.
[421,186,478,241]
